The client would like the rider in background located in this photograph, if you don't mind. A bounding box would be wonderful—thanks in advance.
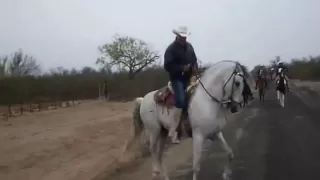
[270,67,275,80]
[276,61,288,76]
[275,61,290,91]
[255,65,268,90]
[164,26,198,143]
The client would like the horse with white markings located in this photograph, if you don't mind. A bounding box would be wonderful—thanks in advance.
[127,60,252,180]
[275,69,288,107]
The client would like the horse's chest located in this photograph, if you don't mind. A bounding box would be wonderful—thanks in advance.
[194,116,226,135]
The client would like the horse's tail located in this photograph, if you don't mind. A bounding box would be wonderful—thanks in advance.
[132,97,144,137]
[124,97,144,151]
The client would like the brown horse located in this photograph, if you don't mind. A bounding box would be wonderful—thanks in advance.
[257,77,267,102]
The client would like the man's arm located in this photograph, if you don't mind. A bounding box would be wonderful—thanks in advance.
[164,45,182,74]
[189,43,199,72]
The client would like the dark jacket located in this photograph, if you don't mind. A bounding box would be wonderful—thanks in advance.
[164,41,198,80]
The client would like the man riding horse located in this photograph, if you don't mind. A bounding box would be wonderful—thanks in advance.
[163,26,254,143]
[164,26,198,143]
[275,60,289,91]
[255,65,268,90]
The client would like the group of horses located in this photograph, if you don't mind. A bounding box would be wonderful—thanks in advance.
[255,68,288,107]
[124,61,289,180]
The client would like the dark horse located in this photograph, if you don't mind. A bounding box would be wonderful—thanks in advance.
[257,76,268,102]
[240,78,252,107]
[276,71,288,107]
[276,71,288,94]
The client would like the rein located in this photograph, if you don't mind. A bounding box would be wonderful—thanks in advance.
[195,61,245,105]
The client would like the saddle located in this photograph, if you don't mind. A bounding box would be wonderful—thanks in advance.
[154,76,198,109]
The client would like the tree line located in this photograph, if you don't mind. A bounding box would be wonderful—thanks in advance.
[0,35,319,116]
[251,55,320,80]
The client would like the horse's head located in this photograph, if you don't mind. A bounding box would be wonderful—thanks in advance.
[201,61,246,113]
[224,63,247,113]
[198,60,252,113]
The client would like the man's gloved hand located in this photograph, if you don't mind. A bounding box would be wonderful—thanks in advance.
[183,64,191,72]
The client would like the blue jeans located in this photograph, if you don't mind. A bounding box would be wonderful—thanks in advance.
[171,79,187,109]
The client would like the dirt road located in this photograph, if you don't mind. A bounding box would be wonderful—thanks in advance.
[0,100,134,180]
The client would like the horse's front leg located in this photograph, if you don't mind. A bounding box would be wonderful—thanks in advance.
[192,133,204,180]
[217,132,234,161]
[280,93,285,107]
[259,94,262,102]
[217,132,233,180]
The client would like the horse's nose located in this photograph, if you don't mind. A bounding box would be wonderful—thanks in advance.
[227,101,238,113]
[230,106,238,113]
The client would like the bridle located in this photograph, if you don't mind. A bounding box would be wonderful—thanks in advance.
[196,60,245,105]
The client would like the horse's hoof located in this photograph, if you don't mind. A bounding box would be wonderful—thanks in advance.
[228,152,234,162]
[152,171,160,179]
[171,139,180,144]
[222,166,232,180]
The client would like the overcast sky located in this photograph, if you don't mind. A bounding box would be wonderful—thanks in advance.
[1,0,319,71]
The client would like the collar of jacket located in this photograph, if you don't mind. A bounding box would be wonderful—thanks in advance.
[174,40,187,48]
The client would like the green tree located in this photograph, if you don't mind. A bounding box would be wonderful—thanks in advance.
[96,35,160,79]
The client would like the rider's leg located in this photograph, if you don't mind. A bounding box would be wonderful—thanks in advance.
[169,79,185,143]
[178,79,189,139]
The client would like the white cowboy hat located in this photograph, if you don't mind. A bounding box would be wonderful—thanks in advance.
[172,26,191,37]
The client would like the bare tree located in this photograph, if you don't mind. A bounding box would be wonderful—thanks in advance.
[0,56,9,78]
[81,66,97,75]
[7,49,41,77]
[96,35,160,79]
[49,66,69,76]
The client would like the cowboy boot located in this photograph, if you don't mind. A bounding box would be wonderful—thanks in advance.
[168,108,183,144]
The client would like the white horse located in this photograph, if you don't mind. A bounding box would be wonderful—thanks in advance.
[128,60,249,180]
[275,69,288,107]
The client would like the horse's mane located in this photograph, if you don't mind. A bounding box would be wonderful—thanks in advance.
[199,60,253,86]
[202,60,250,78]
[239,65,251,79]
